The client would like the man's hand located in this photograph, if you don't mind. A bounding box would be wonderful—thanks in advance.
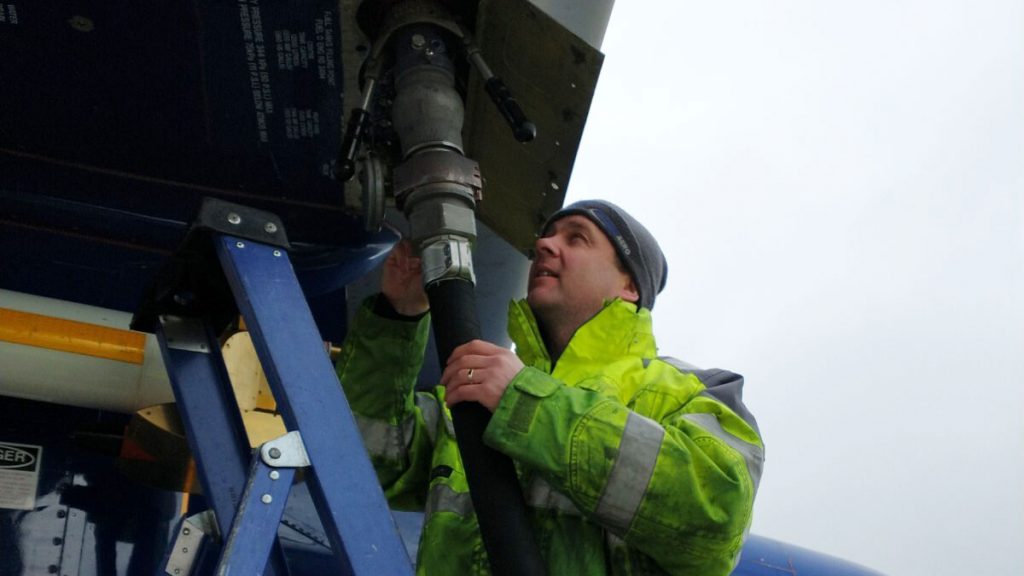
[382,240,429,316]
[441,340,525,412]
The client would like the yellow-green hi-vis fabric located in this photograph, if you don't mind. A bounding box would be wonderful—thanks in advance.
[336,297,764,575]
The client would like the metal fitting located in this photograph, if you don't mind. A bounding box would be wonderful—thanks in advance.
[420,236,476,285]
[358,154,388,232]
[392,65,464,156]
[392,150,481,202]
[406,190,477,246]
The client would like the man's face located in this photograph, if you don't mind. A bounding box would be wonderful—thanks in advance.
[527,215,638,328]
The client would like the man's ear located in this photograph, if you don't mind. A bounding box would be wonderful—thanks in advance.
[619,277,640,304]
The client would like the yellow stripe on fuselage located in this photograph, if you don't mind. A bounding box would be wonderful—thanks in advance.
[0,307,146,364]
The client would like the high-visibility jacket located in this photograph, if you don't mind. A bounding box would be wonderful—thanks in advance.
[336,297,764,575]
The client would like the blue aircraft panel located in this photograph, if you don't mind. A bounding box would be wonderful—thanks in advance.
[0,0,392,341]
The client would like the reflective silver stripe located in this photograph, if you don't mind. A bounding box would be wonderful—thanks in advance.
[525,476,582,516]
[594,412,664,535]
[424,482,474,518]
[644,356,699,371]
[426,476,583,520]
[415,392,439,446]
[353,413,415,461]
[682,413,764,493]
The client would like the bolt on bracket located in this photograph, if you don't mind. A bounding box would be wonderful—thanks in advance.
[260,431,311,468]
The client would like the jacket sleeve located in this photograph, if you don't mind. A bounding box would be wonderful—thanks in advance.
[334,296,440,510]
[483,365,764,574]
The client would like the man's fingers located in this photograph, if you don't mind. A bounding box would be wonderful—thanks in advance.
[450,354,489,375]
[440,341,515,414]
[440,361,465,385]
[445,385,471,407]
[445,380,484,408]
[447,340,499,364]
[446,342,473,364]
[390,240,420,270]
[441,363,484,388]
[445,379,502,412]
[443,369,473,404]
[439,363,462,387]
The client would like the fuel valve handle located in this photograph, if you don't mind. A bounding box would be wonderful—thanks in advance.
[465,43,537,143]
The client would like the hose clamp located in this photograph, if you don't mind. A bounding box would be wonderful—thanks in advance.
[420,236,476,285]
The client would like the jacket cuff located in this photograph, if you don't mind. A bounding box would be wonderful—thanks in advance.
[354,295,431,342]
[372,294,429,322]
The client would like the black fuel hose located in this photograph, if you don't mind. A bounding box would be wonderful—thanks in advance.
[426,278,546,576]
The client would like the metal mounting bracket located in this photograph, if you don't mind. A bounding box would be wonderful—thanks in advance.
[164,511,217,576]
[260,431,311,468]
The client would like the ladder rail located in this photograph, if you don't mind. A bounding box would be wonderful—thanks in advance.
[155,317,291,576]
[215,234,413,576]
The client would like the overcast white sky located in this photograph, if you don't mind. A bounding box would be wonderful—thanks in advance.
[567,2,1024,575]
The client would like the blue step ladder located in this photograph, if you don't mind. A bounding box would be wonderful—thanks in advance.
[131,198,412,576]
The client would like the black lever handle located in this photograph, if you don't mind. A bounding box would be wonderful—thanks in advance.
[335,76,378,182]
[466,45,536,143]
[484,76,536,143]
[336,108,370,181]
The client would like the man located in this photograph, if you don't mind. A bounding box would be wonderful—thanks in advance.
[336,200,764,575]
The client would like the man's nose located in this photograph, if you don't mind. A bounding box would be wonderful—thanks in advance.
[534,235,558,257]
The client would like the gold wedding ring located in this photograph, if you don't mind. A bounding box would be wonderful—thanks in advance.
[467,368,475,384]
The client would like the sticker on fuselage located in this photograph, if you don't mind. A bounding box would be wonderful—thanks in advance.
[0,441,42,510]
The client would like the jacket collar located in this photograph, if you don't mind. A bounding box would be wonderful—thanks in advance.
[507,298,657,374]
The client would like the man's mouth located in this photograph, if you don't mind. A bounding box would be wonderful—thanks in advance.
[529,268,558,290]
[531,267,559,283]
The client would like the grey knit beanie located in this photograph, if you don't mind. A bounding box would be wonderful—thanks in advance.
[542,200,668,310]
